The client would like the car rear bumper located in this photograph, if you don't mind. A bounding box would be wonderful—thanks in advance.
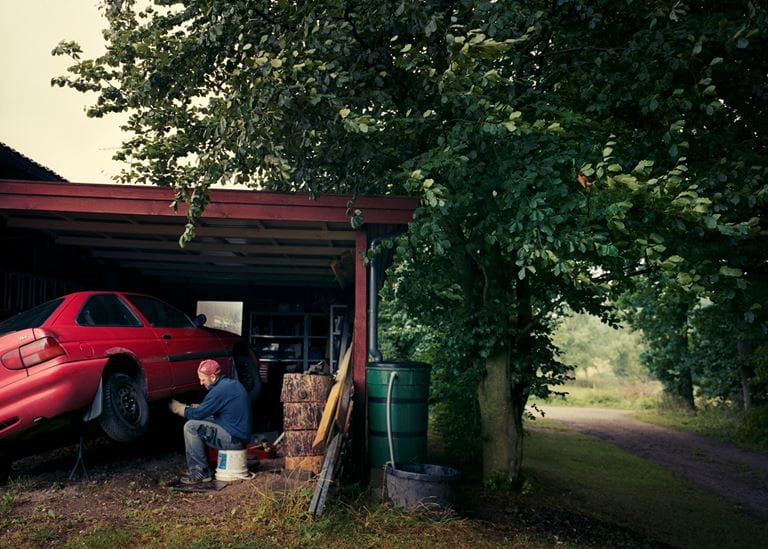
[0,357,107,442]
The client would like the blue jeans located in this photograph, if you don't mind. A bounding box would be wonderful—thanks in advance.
[183,419,244,479]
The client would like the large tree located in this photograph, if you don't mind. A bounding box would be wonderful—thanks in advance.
[55,0,766,482]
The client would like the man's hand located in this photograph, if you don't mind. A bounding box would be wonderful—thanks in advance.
[168,399,186,417]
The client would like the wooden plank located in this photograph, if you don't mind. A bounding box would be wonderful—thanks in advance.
[5,217,358,240]
[309,432,342,516]
[91,251,332,267]
[57,236,351,256]
[0,179,418,211]
[312,345,352,448]
[335,374,354,430]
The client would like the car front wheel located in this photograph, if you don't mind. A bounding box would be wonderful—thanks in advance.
[99,372,150,442]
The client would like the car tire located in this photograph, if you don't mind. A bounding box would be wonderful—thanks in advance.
[99,372,150,442]
[235,350,262,403]
[0,456,10,484]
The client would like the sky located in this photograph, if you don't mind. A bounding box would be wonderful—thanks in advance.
[0,1,126,183]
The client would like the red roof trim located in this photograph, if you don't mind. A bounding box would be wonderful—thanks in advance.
[0,179,417,224]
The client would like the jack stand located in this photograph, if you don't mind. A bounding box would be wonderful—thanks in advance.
[68,435,89,481]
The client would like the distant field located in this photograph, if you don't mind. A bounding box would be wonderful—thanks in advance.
[532,377,664,410]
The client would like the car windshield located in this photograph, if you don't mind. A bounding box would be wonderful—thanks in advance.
[0,298,65,336]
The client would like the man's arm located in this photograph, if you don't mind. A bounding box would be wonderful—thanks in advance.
[183,388,223,420]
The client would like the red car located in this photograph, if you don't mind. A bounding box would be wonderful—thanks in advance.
[0,291,260,478]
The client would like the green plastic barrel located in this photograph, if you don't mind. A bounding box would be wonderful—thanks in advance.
[367,361,431,468]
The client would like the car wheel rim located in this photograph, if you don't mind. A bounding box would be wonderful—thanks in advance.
[117,384,140,424]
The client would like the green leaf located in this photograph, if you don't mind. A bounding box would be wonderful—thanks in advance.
[719,266,743,277]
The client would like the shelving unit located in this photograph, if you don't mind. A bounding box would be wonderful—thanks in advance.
[249,311,329,372]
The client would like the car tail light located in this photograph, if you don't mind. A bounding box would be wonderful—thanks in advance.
[1,349,23,370]
[19,337,66,368]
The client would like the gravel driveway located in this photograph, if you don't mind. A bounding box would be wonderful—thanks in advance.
[538,406,768,521]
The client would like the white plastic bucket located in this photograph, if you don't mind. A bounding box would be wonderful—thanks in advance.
[215,449,250,481]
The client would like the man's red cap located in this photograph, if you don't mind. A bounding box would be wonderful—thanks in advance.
[198,359,221,376]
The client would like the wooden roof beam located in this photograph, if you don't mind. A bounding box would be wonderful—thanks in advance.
[5,217,357,241]
[55,236,352,255]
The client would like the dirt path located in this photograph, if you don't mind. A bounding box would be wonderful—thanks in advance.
[538,406,768,521]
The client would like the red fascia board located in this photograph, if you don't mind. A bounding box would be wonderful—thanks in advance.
[0,179,417,224]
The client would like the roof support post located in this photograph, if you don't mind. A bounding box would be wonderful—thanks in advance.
[352,228,369,479]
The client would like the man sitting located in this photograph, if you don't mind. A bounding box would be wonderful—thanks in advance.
[169,359,252,485]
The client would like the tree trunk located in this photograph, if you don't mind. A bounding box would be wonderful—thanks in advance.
[477,345,523,485]
[677,366,695,411]
[737,339,753,411]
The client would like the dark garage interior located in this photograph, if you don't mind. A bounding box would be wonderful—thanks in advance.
[0,141,416,482]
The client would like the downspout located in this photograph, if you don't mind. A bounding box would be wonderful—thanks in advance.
[367,232,402,363]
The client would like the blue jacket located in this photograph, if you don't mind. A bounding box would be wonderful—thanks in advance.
[184,377,252,443]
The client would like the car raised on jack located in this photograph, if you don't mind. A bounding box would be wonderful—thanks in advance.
[0,291,260,480]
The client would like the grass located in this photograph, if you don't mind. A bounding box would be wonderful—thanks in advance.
[636,403,768,451]
[523,426,768,549]
[54,484,541,549]
[535,373,768,451]
[3,397,766,548]
[532,377,663,410]
[63,528,133,549]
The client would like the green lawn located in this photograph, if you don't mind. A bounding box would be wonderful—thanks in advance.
[523,423,767,549]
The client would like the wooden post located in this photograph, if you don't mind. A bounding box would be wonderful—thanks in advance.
[353,229,368,479]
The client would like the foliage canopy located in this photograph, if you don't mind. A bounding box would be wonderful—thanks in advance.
[55,0,767,479]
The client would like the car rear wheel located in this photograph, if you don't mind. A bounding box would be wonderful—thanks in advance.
[235,350,262,403]
[99,372,149,442]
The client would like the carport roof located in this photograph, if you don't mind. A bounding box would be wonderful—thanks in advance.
[0,179,417,288]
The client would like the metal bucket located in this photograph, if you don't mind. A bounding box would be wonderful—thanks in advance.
[385,463,460,510]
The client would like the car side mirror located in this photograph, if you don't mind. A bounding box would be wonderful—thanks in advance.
[193,314,207,327]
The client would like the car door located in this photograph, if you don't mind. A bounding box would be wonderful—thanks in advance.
[74,294,173,397]
[123,295,227,392]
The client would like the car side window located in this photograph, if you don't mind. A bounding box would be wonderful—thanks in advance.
[126,295,194,328]
[77,294,142,327]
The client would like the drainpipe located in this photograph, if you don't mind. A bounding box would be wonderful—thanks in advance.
[367,232,402,363]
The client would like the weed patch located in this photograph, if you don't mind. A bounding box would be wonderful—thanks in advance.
[63,527,132,549]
